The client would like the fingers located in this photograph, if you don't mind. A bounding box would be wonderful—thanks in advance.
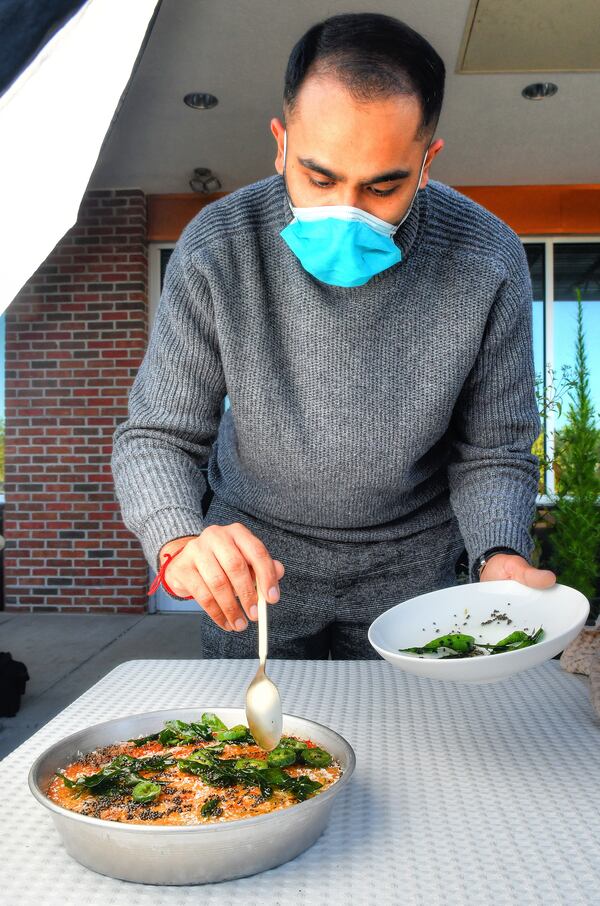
[230,523,282,603]
[192,544,249,631]
[160,523,284,633]
[163,557,233,631]
[274,559,285,580]
[480,554,557,590]
[210,538,261,623]
[520,564,557,589]
[186,573,234,631]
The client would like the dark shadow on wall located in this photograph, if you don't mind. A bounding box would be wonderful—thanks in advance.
[0,0,88,97]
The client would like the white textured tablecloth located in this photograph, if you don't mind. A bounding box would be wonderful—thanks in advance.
[1,658,598,905]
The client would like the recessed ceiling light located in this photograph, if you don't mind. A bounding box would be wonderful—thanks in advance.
[184,92,219,110]
[522,82,558,100]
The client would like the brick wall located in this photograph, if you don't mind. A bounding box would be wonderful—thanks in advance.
[4,189,150,612]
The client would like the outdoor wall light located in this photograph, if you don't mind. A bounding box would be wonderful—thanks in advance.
[184,92,219,109]
[189,167,222,194]
[522,82,558,100]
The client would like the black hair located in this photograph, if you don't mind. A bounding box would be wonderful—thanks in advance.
[283,13,445,140]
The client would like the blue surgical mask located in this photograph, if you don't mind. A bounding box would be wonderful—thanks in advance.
[280,131,429,287]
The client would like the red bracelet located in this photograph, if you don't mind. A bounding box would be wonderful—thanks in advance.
[148,545,194,600]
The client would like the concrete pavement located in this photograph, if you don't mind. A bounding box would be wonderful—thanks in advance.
[0,613,205,758]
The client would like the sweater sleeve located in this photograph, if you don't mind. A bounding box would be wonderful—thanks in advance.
[111,237,226,572]
[447,243,541,575]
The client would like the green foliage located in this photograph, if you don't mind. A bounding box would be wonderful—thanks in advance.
[531,369,576,568]
[549,291,600,600]
[533,366,578,493]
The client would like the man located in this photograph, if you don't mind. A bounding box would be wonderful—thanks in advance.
[112,13,555,659]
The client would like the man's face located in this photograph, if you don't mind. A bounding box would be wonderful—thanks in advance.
[271,72,444,222]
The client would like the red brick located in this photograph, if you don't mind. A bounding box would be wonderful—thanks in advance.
[5,188,151,614]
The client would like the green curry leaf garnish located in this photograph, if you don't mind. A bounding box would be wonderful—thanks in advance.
[400,627,544,658]
[58,719,332,809]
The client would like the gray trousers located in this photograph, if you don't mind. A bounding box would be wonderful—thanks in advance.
[199,494,465,660]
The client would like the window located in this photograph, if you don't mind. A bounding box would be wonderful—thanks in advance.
[523,239,600,498]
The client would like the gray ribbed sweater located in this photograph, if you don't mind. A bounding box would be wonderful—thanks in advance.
[111,175,541,574]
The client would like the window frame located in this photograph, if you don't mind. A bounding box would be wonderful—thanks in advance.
[148,241,176,329]
[522,235,600,505]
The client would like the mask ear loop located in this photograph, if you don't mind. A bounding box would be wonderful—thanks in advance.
[393,144,431,233]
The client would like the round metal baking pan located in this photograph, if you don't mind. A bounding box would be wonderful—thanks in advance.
[29,707,356,885]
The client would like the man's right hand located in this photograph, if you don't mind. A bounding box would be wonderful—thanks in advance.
[157,524,285,633]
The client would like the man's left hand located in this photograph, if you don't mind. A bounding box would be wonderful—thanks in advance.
[480,553,556,588]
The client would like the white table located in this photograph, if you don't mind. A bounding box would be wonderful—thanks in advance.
[1,658,598,905]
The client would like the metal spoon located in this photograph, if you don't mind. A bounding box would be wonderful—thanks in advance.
[245,586,282,751]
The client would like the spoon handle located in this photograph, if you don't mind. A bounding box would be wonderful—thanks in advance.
[257,587,268,667]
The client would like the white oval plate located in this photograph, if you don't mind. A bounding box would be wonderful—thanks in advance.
[368,580,589,684]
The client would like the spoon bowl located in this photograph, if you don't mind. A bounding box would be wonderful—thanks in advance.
[245,589,283,750]
[246,664,282,750]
